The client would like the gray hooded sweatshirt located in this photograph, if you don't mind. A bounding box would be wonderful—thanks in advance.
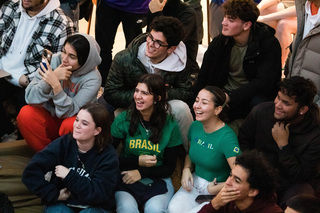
[25,33,102,118]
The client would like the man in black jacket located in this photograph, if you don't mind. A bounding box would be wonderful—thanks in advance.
[148,0,199,74]
[238,76,320,209]
[194,0,282,121]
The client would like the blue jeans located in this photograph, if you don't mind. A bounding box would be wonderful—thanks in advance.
[115,178,174,213]
[45,202,110,213]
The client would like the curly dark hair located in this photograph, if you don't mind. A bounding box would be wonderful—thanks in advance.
[279,76,319,124]
[128,74,170,144]
[279,76,317,108]
[202,86,229,123]
[80,103,112,153]
[149,16,184,47]
[222,0,260,26]
[235,150,277,200]
[286,194,320,213]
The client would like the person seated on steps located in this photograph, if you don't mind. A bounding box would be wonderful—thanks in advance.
[194,0,282,131]
[0,0,74,142]
[168,86,241,213]
[17,34,101,152]
[197,150,283,213]
[22,103,119,212]
[102,16,194,151]
[111,74,183,213]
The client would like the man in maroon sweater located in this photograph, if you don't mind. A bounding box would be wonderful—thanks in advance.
[198,151,283,213]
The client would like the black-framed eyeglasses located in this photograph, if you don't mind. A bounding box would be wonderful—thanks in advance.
[146,33,169,49]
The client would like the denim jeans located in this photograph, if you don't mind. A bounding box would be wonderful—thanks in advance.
[115,178,174,213]
[45,202,110,213]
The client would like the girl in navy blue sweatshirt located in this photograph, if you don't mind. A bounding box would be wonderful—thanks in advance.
[22,103,119,213]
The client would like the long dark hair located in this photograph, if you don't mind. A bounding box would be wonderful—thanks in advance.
[203,86,229,123]
[128,74,169,144]
[63,34,90,66]
[80,103,112,152]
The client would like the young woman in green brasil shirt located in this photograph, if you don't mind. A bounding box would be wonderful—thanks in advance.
[111,74,183,213]
[169,86,241,213]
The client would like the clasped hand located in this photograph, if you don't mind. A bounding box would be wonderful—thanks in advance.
[272,121,290,148]
[149,0,167,13]
[55,165,70,179]
[181,167,193,192]
[139,154,157,167]
[58,188,71,201]
[121,170,141,184]
[207,178,224,195]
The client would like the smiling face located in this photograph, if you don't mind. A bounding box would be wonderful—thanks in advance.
[222,15,251,42]
[193,89,221,123]
[22,0,48,16]
[73,109,101,143]
[61,43,81,71]
[273,91,301,121]
[134,82,155,117]
[145,30,174,64]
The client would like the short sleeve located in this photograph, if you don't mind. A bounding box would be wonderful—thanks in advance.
[166,119,183,148]
[220,127,241,159]
[111,111,128,139]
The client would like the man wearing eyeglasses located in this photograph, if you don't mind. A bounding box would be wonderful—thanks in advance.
[103,16,194,151]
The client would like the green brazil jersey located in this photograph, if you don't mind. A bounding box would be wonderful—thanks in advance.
[188,121,241,182]
[111,111,182,166]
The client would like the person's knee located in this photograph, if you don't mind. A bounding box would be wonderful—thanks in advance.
[116,204,139,213]
[144,199,168,213]
[17,105,34,123]
[168,201,180,213]
[45,203,73,213]
[276,19,289,34]
[115,191,139,213]
[169,100,192,120]
[168,187,193,213]
[59,116,76,136]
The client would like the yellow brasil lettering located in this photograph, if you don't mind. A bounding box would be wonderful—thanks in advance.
[197,139,202,144]
[129,139,160,153]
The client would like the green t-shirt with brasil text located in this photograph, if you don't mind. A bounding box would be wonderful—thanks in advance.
[188,121,241,182]
[111,111,182,166]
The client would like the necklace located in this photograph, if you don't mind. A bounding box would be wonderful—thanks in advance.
[140,118,150,135]
[77,154,85,170]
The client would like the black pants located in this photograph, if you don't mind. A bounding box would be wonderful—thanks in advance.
[95,2,147,86]
[228,94,270,122]
[0,79,26,136]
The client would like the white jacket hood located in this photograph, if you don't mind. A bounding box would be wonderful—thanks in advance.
[138,41,187,73]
